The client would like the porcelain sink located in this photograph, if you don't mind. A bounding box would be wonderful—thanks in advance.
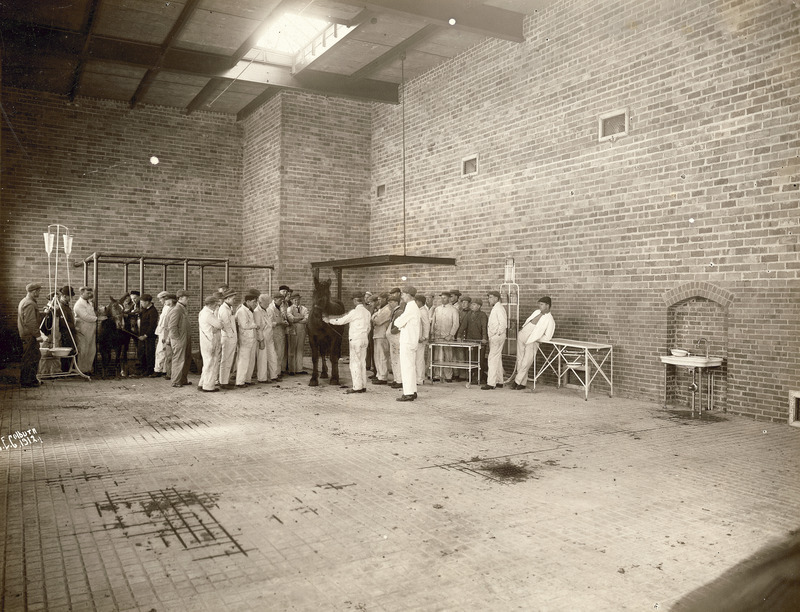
[660,355,724,368]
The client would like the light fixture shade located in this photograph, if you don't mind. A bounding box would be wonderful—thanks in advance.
[63,233,74,255]
[43,232,55,255]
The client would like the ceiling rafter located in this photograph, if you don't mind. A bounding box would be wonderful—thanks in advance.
[130,0,202,109]
[236,86,281,121]
[67,0,102,102]
[346,23,439,82]
[334,0,525,42]
[0,22,398,104]
[185,77,228,115]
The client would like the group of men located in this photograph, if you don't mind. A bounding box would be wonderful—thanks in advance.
[18,280,554,396]
[324,286,555,401]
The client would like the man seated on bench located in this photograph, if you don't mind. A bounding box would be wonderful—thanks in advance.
[511,297,555,390]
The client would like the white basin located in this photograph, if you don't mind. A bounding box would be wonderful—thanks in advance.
[660,355,723,368]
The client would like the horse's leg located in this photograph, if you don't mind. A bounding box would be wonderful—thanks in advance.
[309,339,319,387]
[329,338,341,385]
[320,350,329,379]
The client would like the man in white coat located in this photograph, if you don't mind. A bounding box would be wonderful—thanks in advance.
[370,292,391,386]
[512,297,556,390]
[235,290,259,387]
[73,286,97,374]
[198,294,223,392]
[429,291,460,382]
[414,295,430,386]
[254,294,278,383]
[482,290,508,390]
[394,286,421,402]
[218,289,238,388]
[325,293,371,394]
[266,293,287,382]
[153,291,170,377]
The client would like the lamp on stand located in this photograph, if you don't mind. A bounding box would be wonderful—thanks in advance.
[39,224,90,381]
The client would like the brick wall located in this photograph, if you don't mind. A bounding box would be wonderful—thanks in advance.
[0,89,245,347]
[241,91,372,302]
[365,0,800,421]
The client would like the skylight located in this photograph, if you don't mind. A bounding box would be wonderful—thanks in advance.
[257,13,329,55]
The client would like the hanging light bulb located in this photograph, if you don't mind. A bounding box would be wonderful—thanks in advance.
[43,231,55,255]
[63,232,74,256]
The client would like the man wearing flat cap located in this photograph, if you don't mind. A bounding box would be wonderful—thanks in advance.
[167,290,193,387]
[512,297,556,390]
[430,291,460,382]
[268,292,289,379]
[18,283,43,387]
[218,288,238,388]
[235,290,260,387]
[287,294,309,375]
[153,291,171,377]
[324,292,372,394]
[198,294,223,392]
[255,293,279,383]
[393,286,421,401]
[482,291,508,390]
[55,286,77,372]
[414,295,430,387]
[370,292,391,385]
[137,294,158,377]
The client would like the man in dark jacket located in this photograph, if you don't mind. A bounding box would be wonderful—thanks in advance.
[137,294,159,377]
[167,290,192,387]
[18,283,43,387]
[457,298,489,378]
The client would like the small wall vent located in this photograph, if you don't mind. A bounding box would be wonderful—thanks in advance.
[376,184,386,198]
[790,391,800,427]
[598,108,629,142]
[462,155,478,177]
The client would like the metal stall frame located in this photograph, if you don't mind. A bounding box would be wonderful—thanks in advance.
[77,253,274,308]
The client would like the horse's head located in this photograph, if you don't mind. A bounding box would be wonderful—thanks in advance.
[312,278,332,310]
[108,297,125,329]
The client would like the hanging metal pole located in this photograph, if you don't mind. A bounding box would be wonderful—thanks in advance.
[123,264,129,294]
[92,253,98,308]
[401,53,407,257]
[162,264,168,292]
[200,265,205,308]
[183,260,189,290]
[224,260,230,286]
[139,257,144,294]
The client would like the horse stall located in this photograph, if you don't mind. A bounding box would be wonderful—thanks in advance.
[76,253,273,377]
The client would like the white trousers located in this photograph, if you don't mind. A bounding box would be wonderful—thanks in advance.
[416,340,427,384]
[387,333,401,383]
[219,333,237,385]
[154,335,166,372]
[514,331,540,386]
[373,337,389,381]
[256,329,279,382]
[236,339,257,385]
[273,327,286,373]
[435,343,453,380]
[487,335,506,386]
[400,343,417,395]
[289,324,306,372]
[348,338,368,390]
[199,336,221,390]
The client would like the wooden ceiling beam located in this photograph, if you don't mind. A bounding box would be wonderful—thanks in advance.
[335,0,525,42]
[67,0,101,102]
[130,0,202,108]
[347,23,439,82]
[1,22,398,105]
[185,77,228,115]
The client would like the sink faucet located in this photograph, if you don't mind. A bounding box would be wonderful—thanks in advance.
[695,337,709,358]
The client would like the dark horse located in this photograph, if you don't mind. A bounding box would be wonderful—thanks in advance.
[97,297,131,378]
[307,277,345,387]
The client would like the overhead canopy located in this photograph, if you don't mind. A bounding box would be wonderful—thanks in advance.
[310,255,456,271]
[310,254,457,299]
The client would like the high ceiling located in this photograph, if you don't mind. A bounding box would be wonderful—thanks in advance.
[0,0,553,119]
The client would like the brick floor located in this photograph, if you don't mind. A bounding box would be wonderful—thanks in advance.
[1,362,798,611]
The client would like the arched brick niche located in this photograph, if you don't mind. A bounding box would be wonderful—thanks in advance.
[662,282,731,409]
[662,282,734,310]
